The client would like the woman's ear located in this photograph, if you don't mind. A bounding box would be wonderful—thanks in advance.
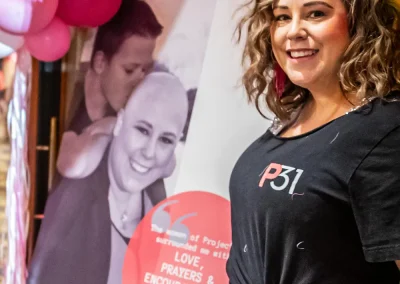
[113,109,125,136]
[92,51,106,75]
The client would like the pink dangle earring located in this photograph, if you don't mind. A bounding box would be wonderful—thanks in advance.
[274,63,286,98]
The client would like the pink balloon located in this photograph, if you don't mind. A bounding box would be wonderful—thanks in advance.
[25,17,70,62]
[0,0,58,35]
[56,0,122,27]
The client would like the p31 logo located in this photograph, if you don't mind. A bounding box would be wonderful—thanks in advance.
[258,163,304,194]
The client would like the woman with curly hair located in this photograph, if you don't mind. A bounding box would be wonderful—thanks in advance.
[227,0,400,283]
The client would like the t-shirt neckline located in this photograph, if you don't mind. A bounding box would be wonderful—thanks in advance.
[268,116,344,140]
[268,100,374,141]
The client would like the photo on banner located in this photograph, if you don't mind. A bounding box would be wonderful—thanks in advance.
[27,0,219,283]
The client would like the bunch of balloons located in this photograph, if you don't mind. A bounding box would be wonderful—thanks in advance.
[0,0,122,62]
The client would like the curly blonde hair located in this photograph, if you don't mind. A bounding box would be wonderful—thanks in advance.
[236,0,400,120]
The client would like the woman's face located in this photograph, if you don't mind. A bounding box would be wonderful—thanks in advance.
[98,34,156,112]
[270,0,350,90]
[109,75,188,193]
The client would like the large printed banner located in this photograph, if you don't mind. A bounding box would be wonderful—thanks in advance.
[27,0,268,283]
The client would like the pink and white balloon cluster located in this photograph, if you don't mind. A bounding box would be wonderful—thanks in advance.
[0,0,122,62]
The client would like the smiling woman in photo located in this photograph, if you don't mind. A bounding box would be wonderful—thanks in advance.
[27,72,188,284]
[227,0,400,283]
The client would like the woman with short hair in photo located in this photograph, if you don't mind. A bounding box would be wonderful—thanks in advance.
[27,72,189,284]
[57,0,163,180]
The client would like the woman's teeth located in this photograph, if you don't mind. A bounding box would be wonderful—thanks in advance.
[130,160,150,173]
[290,50,318,58]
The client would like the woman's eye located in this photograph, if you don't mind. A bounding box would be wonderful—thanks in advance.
[160,136,173,145]
[308,11,325,18]
[274,14,290,22]
[124,64,140,75]
[125,69,134,74]
[135,126,149,136]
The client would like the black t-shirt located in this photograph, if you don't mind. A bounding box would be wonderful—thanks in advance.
[227,94,400,284]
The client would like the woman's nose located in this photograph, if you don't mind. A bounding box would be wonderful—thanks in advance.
[287,18,308,41]
[142,137,157,160]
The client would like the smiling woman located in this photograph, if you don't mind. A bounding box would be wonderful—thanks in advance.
[236,0,400,121]
[109,72,188,196]
[271,0,350,95]
[227,0,400,283]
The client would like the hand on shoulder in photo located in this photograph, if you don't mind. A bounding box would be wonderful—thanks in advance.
[83,116,117,136]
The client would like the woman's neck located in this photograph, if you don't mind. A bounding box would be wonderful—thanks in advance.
[279,83,357,138]
[107,153,143,221]
[84,69,108,122]
[109,183,143,220]
[305,81,357,119]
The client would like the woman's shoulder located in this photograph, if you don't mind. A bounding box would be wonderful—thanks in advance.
[334,91,400,155]
[372,90,400,108]
[351,91,400,126]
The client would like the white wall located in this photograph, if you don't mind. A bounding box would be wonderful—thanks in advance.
[172,0,271,199]
[157,0,217,90]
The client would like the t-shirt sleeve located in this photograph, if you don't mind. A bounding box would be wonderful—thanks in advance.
[348,126,400,263]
